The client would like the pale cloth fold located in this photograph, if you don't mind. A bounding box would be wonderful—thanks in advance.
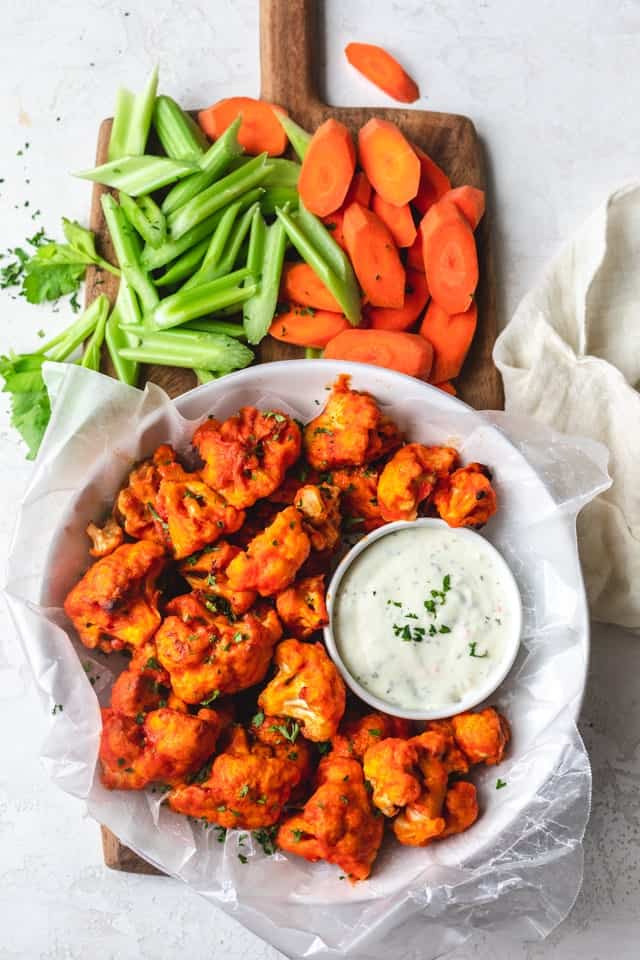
[494,184,640,629]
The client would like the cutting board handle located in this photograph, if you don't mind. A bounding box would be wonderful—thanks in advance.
[260,0,321,111]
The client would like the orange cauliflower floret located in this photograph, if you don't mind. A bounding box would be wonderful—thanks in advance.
[110,645,172,717]
[192,407,302,510]
[64,541,165,653]
[433,463,497,529]
[86,515,124,558]
[155,593,281,704]
[294,483,342,552]
[277,755,384,881]
[451,707,510,766]
[377,443,459,522]
[258,639,346,742]
[226,506,311,597]
[156,475,244,560]
[116,445,183,547]
[332,712,413,761]
[275,575,329,638]
[362,737,422,817]
[439,781,479,837]
[168,725,309,829]
[178,541,257,615]
[329,465,385,533]
[303,375,401,470]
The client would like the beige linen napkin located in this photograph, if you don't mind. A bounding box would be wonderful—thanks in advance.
[494,183,640,629]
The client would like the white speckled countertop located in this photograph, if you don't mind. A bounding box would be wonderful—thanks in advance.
[1,1,639,957]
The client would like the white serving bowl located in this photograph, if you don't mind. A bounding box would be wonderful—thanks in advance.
[324,517,523,721]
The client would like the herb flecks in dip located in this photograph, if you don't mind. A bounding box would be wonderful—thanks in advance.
[333,524,516,711]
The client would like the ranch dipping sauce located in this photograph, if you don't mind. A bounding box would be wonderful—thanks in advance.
[331,523,519,713]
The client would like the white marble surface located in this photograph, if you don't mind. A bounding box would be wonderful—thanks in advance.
[1,1,639,957]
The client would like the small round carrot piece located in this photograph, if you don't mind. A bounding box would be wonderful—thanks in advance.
[371,193,417,248]
[444,186,485,230]
[281,262,342,312]
[298,118,356,217]
[411,144,451,215]
[358,118,421,207]
[345,42,419,104]
[419,300,478,383]
[420,201,478,315]
[269,305,350,348]
[324,328,433,379]
[368,269,429,331]
[197,97,288,156]
[343,202,406,308]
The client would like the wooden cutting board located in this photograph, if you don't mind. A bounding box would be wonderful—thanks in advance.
[89,0,502,873]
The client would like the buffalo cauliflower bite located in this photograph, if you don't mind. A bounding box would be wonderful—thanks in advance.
[440,781,479,837]
[154,593,281,703]
[110,648,171,717]
[168,725,308,829]
[451,707,510,766]
[192,407,302,510]
[86,515,124,558]
[377,443,459,522]
[294,484,342,552]
[258,639,346,742]
[116,445,183,547]
[99,706,221,790]
[303,374,401,470]
[424,719,470,774]
[434,462,497,529]
[275,575,329,638]
[332,712,413,761]
[225,506,311,597]
[156,476,244,560]
[64,541,165,652]
[277,755,384,881]
[329,465,384,532]
[362,737,421,817]
[178,541,257,615]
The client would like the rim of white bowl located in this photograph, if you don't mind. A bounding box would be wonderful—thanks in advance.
[323,516,523,721]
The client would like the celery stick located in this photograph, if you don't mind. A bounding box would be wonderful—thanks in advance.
[80,296,110,370]
[101,194,159,312]
[246,208,267,280]
[150,269,255,329]
[215,202,260,277]
[260,187,299,216]
[105,277,141,386]
[183,319,247,337]
[76,156,197,196]
[276,205,361,326]
[153,95,208,160]
[107,67,159,161]
[195,369,218,384]
[262,159,300,189]
[161,118,243,215]
[276,114,312,161]
[119,192,166,248]
[46,296,110,361]
[182,201,242,291]
[305,347,323,359]
[167,154,270,241]
[242,218,287,345]
[155,238,210,286]
[296,199,353,283]
[108,89,135,162]
[119,332,254,370]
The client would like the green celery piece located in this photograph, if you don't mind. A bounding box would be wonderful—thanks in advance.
[108,89,135,162]
[276,114,312,161]
[107,68,159,161]
[276,205,361,326]
[214,202,260,278]
[101,194,159,312]
[80,296,110,371]
[105,276,142,386]
[262,159,300,189]
[246,207,267,280]
[150,268,255,329]
[119,193,167,248]
[183,319,246,338]
[153,95,208,160]
[296,199,353,283]
[161,118,243,215]
[167,154,271,241]
[242,217,287,345]
[305,347,323,359]
[260,187,299,216]
[119,331,254,370]
[39,300,106,362]
[182,200,242,291]
[76,155,197,197]
[195,369,217,384]
[155,237,210,287]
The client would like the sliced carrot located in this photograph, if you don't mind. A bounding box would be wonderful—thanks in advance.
[269,305,350,348]
[412,144,451,215]
[434,381,456,396]
[420,200,478,314]
[358,119,421,207]
[371,193,417,247]
[368,268,429,331]
[420,300,477,383]
[322,210,348,251]
[281,262,342,312]
[345,43,419,104]
[444,185,485,230]
[197,97,288,156]
[298,119,356,217]
[344,171,372,208]
[406,230,424,273]
[343,202,406,308]
[324,329,433,379]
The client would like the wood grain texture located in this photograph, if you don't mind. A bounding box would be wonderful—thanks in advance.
[97,0,502,873]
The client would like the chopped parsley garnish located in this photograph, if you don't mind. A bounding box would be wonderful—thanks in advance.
[386,599,402,608]
[238,784,250,798]
[251,711,265,728]
[368,729,382,738]
[238,853,248,864]
[263,410,286,422]
[215,826,227,843]
[496,778,507,790]
[135,712,145,725]
[269,719,300,743]
[468,642,488,658]
[313,426,333,435]
[317,741,331,755]
[147,502,168,532]
[145,656,161,670]
[291,828,303,842]
[200,689,220,705]
[253,826,278,855]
